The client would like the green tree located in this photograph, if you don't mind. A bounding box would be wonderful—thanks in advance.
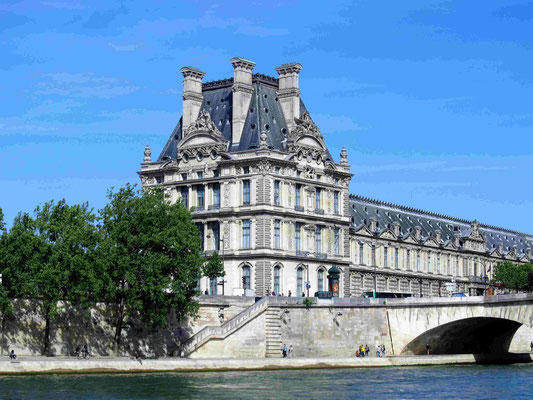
[98,184,204,356]
[2,201,99,355]
[203,251,225,281]
[0,208,14,355]
[493,261,533,291]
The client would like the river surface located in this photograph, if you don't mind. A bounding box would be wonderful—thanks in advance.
[0,364,532,399]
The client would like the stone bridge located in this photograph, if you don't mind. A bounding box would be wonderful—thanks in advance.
[385,294,533,355]
[184,294,533,358]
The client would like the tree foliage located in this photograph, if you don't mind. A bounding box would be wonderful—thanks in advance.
[493,261,533,290]
[1,201,99,355]
[97,184,204,355]
[203,251,225,279]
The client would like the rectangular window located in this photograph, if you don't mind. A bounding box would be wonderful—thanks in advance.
[417,252,421,271]
[155,175,163,184]
[213,222,220,251]
[437,256,441,273]
[406,249,411,270]
[196,223,204,251]
[209,278,217,295]
[428,253,432,272]
[275,166,280,174]
[181,187,189,208]
[371,245,376,266]
[334,191,339,214]
[181,173,188,181]
[315,188,321,210]
[295,223,301,252]
[334,228,340,255]
[242,219,250,249]
[197,185,205,210]
[213,183,220,208]
[295,184,301,206]
[316,226,322,253]
[243,166,249,174]
[197,171,203,179]
[384,247,388,268]
[359,243,364,265]
[274,180,280,205]
[213,169,220,177]
[395,248,399,269]
[243,180,250,205]
[274,220,281,249]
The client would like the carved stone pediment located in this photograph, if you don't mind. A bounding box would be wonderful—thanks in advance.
[354,225,373,237]
[178,110,229,162]
[288,111,328,161]
[379,229,397,240]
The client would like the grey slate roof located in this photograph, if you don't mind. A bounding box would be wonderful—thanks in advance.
[158,74,331,161]
[349,195,533,255]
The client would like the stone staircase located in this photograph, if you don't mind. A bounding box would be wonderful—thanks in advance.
[265,307,282,358]
[182,296,270,357]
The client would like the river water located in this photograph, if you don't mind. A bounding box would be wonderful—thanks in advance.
[0,364,532,399]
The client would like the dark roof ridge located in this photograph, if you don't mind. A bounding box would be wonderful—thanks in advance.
[349,194,533,239]
[203,78,234,90]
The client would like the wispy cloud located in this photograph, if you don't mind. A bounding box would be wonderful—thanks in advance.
[83,6,128,29]
[36,72,140,99]
[41,1,85,10]
[108,42,141,52]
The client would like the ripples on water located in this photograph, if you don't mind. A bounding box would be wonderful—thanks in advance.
[0,364,532,400]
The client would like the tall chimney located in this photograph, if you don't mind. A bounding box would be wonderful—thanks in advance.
[180,66,205,129]
[275,63,302,131]
[230,57,255,147]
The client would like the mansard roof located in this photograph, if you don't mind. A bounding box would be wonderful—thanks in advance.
[349,194,533,256]
[158,74,332,162]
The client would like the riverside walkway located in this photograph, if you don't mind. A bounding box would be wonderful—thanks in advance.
[0,354,531,374]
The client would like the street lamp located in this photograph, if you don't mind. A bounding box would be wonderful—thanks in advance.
[373,264,377,298]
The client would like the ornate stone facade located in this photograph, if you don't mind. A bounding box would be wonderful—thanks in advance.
[139,58,533,299]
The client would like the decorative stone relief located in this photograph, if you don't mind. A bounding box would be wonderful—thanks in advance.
[223,183,231,207]
[223,223,230,250]
[254,160,271,175]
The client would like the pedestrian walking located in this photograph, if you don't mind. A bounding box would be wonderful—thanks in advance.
[282,343,287,358]
[288,290,292,297]
[9,350,17,360]
[530,341,533,353]
[365,344,370,356]
[289,345,294,358]
[425,343,431,355]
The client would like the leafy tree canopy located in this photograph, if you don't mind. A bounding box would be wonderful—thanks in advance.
[203,251,225,279]
[1,200,99,355]
[97,184,204,354]
[493,261,533,290]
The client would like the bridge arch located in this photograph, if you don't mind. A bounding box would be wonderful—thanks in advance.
[401,317,522,355]
[387,295,533,355]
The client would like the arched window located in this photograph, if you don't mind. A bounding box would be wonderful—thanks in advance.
[243,265,251,290]
[297,267,303,296]
[274,266,281,295]
[318,269,324,291]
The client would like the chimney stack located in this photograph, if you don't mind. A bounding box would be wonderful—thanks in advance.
[230,57,255,147]
[276,63,302,131]
[180,66,205,129]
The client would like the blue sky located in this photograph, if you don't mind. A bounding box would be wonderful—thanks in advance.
[1,0,533,232]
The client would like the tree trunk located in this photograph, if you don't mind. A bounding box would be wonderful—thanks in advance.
[43,308,51,356]
[113,300,125,357]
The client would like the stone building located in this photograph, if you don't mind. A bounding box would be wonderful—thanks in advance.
[139,57,533,298]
